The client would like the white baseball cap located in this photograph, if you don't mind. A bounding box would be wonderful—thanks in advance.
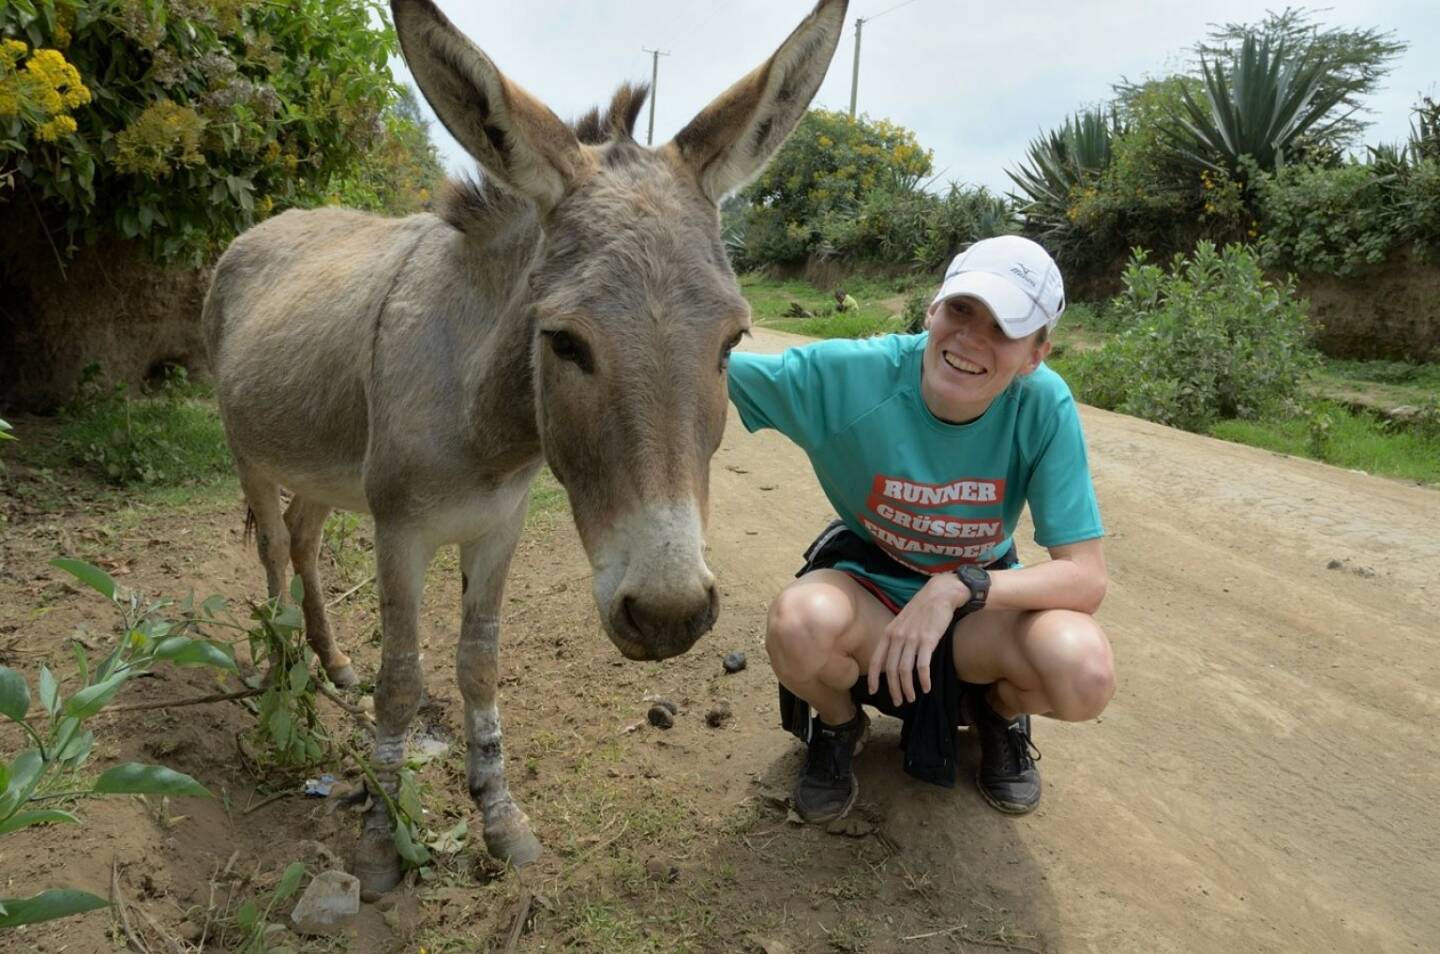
[931,236,1066,338]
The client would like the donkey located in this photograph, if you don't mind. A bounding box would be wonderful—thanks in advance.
[203,0,847,893]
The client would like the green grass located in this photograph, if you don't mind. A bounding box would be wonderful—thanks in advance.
[56,394,234,490]
[739,273,922,339]
[1311,357,1440,411]
[527,466,569,525]
[1209,403,1440,485]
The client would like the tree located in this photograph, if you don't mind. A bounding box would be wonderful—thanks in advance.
[1199,8,1406,153]
[731,108,933,265]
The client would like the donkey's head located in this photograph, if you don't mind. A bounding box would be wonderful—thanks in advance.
[393,0,847,660]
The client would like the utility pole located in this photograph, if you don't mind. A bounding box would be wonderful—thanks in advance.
[847,0,922,118]
[848,18,864,119]
[641,47,669,145]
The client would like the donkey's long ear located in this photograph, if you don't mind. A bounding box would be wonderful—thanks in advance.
[392,0,587,210]
[667,0,848,204]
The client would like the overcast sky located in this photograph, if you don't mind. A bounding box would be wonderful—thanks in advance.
[394,0,1439,197]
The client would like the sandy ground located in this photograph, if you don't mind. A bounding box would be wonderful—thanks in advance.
[2,326,1437,953]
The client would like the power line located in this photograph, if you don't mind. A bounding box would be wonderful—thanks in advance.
[865,0,921,25]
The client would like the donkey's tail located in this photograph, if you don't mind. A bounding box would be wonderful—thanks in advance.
[243,505,257,546]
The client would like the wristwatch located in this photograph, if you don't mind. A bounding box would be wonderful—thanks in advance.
[955,564,991,612]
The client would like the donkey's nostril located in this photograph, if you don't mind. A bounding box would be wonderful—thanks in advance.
[621,595,644,637]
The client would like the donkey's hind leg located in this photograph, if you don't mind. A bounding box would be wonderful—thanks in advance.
[284,497,358,688]
[238,465,290,602]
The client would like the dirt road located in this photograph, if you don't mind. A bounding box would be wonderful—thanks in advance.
[709,329,1440,953]
[4,326,1437,953]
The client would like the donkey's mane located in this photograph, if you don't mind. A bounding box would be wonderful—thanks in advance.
[438,82,651,236]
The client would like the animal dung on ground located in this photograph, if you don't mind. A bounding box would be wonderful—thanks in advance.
[645,857,680,883]
[705,701,733,728]
[647,704,676,729]
[723,650,747,673]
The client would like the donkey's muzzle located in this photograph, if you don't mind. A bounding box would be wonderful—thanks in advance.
[609,584,719,660]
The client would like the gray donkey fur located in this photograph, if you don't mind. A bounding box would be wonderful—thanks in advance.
[203,0,848,893]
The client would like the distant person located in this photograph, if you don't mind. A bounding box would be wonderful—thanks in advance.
[834,288,859,313]
[728,236,1113,821]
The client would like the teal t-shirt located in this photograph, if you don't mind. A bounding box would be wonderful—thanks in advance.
[728,333,1104,604]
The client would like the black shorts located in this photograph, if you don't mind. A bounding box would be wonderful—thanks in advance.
[778,520,1019,786]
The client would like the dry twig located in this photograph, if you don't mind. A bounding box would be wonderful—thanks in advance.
[500,889,534,954]
[316,679,374,727]
[326,575,375,608]
[111,860,151,954]
[101,688,263,714]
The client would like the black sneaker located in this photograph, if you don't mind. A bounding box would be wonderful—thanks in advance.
[973,697,1042,815]
[793,709,870,824]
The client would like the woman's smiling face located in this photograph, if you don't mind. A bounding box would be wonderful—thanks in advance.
[920,295,1051,423]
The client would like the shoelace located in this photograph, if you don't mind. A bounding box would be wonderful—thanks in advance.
[1001,722,1042,774]
[807,727,851,782]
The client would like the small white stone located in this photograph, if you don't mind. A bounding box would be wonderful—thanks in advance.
[290,870,361,936]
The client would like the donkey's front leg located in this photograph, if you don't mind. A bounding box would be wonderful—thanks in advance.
[354,525,433,895]
[458,505,540,867]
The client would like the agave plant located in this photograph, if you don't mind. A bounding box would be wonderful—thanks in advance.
[1007,107,1121,234]
[1163,34,1352,177]
[1411,96,1440,163]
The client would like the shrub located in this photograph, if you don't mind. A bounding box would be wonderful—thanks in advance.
[1392,157,1440,251]
[812,181,1015,269]
[0,0,436,265]
[902,290,930,334]
[1254,161,1400,275]
[1064,242,1317,431]
[729,109,933,268]
[911,184,1016,271]
[1008,106,1121,249]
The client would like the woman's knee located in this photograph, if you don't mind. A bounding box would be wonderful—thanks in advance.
[765,584,854,676]
[1029,612,1115,721]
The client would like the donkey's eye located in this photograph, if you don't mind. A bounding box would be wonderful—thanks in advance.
[543,330,594,373]
[720,332,744,371]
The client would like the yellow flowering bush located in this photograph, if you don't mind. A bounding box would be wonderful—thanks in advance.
[1,0,439,264]
[113,99,206,175]
[732,108,934,265]
[0,41,90,141]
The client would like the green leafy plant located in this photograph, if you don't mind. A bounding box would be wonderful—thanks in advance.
[225,861,306,954]
[0,0,428,264]
[1254,160,1401,275]
[902,289,930,334]
[727,108,934,268]
[1063,242,1317,432]
[1199,10,1406,154]
[241,578,332,776]
[0,558,228,928]
[1161,34,1351,179]
[1008,106,1122,240]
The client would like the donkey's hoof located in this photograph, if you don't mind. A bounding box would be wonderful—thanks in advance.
[484,818,542,868]
[327,664,360,689]
[354,832,402,896]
